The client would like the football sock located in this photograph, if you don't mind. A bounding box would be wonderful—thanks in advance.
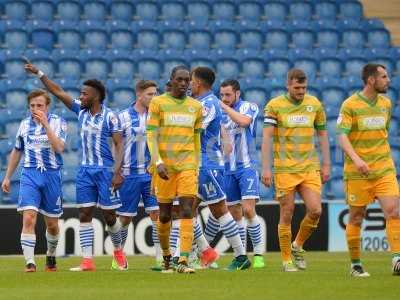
[193,217,209,252]
[237,218,247,250]
[46,231,59,257]
[151,220,162,261]
[107,219,122,250]
[386,218,400,254]
[278,224,292,262]
[346,223,361,264]
[247,216,263,255]
[219,213,245,257]
[170,219,180,256]
[120,224,129,249]
[21,233,36,265]
[179,218,193,264]
[79,222,94,259]
[294,214,319,248]
[204,213,220,243]
[158,220,171,257]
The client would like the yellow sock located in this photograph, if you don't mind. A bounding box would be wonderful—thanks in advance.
[178,218,193,264]
[157,221,171,257]
[278,224,292,262]
[294,215,319,248]
[346,223,361,263]
[386,218,400,253]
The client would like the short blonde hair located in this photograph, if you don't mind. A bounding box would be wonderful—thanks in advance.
[27,89,51,106]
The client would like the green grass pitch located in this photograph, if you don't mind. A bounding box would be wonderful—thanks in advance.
[0,252,398,300]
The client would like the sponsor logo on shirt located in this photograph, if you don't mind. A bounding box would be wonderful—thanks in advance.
[286,115,311,127]
[164,113,195,127]
[359,116,386,130]
[26,134,50,148]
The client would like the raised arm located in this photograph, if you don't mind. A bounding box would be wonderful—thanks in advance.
[25,62,74,110]
[33,111,65,153]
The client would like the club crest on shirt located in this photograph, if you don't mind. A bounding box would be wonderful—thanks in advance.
[306,105,313,112]
[188,106,196,113]
[250,103,258,111]
[202,106,209,117]
[110,115,119,126]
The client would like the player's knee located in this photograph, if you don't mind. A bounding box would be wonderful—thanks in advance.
[308,207,322,220]
[159,213,171,224]
[23,213,36,229]
[242,206,256,219]
[119,216,132,226]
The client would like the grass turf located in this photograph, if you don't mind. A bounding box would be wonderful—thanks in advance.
[0,252,398,300]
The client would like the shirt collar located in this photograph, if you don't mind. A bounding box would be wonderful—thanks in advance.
[197,90,213,101]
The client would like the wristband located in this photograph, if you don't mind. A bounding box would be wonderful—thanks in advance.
[37,70,45,79]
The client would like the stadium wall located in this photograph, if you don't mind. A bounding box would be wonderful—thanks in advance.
[0,202,387,255]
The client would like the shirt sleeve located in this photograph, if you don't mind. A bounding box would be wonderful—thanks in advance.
[56,117,68,142]
[107,111,122,133]
[14,122,24,151]
[314,104,327,131]
[263,101,278,127]
[146,100,160,131]
[70,99,82,115]
[239,102,258,120]
[336,102,352,135]
[201,100,216,129]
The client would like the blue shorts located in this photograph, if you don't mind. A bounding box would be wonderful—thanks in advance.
[225,168,260,206]
[117,174,158,217]
[18,168,63,217]
[76,167,121,210]
[198,169,226,204]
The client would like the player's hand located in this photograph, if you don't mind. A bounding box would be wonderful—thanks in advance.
[354,157,370,177]
[24,62,39,75]
[261,168,273,187]
[1,178,10,193]
[32,110,49,128]
[222,142,233,156]
[111,172,124,190]
[321,164,331,184]
[157,163,169,180]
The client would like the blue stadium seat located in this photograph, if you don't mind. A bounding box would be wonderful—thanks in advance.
[264,2,287,21]
[57,29,81,50]
[321,87,346,108]
[111,57,135,79]
[314,1,337,20]
[110,1,134,22]
[162,30,186,51]
[83,1,107,21]
[362,18,385,30]
[5,89,27,111]
[317,30,340,49]
[137,29,160,50]
[370,58,395,75]
[135,1,159,22]
[267,58,291,79]
[188,30,212,50]
[4,29,28,50]
[57,57,82,79]
[293,58,317,80]
[288,48,313,60]
[111,87,135,107]
[63,180,76,203]
[386,87,398,102]
[57,1,81,22]
[84,58,109,80]
[63,151,80,168]
[368,29,391,49]
[31,57,55,79]
[319,58,343,78]
[137,59,162,80]
[4,1,28,21]
[215,59,240,80]
[184,49,214,69]
[241,58,265,79]
[187,2,211,21]
[344,58,367,76]
[4,58,26,79]
[240,30,264,50]
[289,2,312,21]
[270,87,287,98]
[163,58,187,78]
[161,2,185,22]
[339,1,363,19]
[214,30,238,50]
[342,29,365,49]
[31,27,55,51]
[244,88,268,109]
[291,29,315,49]
[212,1,236,22]
[238,2,262,21]
[265,29,289,50]
[111,29,134,50]
[84,29,108,50]
[31,1,55,22]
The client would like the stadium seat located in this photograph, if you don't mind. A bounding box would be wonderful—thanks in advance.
[31,1,55,22]
[137,59,162,80]
[264,2,287,21]
[188,30,212,50]
[241,58,265,79]
[187,1,210,21]
[319,58,343,78]
[57,29,81,50]
[321,87,346,108]
[267,58,291,80]
[293,58,317,80]
[184,49,214,69]
[4,1,28,21]
[162,30,186,51]
[137,29,160,51]
[57,1,81,22]
[4,29,28,50]
[111,29,134,50]
[5,88,27,111]
[317,30,340,49]
[214,30,238,50]
[362,18,385,30]
[111,87,135,107]
[289,2,312,21]
[83,1,107,21]
[339,1,363,19]
[31,27,55,51]
[342,29,366,49]
[57,57,82,79]
[215,59,240,80]
[371,58,395,75]
[84,29,108,50]
[291,29,315,49]
[111,57,135,79]
[110,1,134,22]
[84,58,109,80]
[265,29,289,50]
[314,1,338,20]
[31,57,55,79]
[240,30,264,50]
[63,180,76,203]
[368,29,391,49]
[238,2,262,21]
[244,88,268,109]
[212,1,236,22]
[135,1,159,22]
[270,87,287,98]
[386,87,398,102]
[163,58,187,78]
[4,58,26,79]
[344,58,367,77]
[161,2,185,22]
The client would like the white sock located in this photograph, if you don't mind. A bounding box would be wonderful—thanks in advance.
[120,224,129,249]
[204,213,220,243]
[170,219,180,256]
[193,217,210,252]
[79,222,94,259]
[151,220,162,261]
[21,233,36,265]
[219,213,245,257]
[107,219,122,250]
[247,216,263,255]
[237,218,247,250]
[46,231,59,257]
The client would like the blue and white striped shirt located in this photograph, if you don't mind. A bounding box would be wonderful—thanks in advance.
[222,99,259,174]
[118,104,150,176]
[71,99,121,168]
[197,91,224,170]
[15,114,67,169]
